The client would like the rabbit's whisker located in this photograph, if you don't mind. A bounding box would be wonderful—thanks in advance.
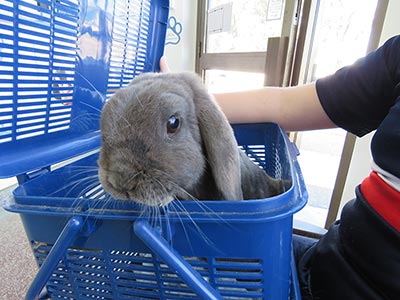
[172,202,194,253]
[170,201,216,248]
[191,200,234,229]
[166,180,198,201]
[109,103,131,128]
[51,175,99,199]
[161,205,174,247]
[125,171,143,187]
[155,170,234,228]
[152,176,172,205]
[132,89,144,108]
[154,169,198,201]
[75,71,106,103]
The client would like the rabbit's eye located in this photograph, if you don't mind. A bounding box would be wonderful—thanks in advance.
[167,115,180,134]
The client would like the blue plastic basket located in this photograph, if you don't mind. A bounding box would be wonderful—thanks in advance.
[4,123,307,300]
[0,0,168,180]
[1,1,307,299]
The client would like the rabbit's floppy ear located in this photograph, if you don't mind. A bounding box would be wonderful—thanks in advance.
[179,73,243,200]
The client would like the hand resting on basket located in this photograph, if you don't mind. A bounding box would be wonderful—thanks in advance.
[98,72,287,206]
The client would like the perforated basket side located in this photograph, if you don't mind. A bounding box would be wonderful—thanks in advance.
[33,242,267,300]
[0,0,80,144]
[106,0,152,98]
[0,0,168,178]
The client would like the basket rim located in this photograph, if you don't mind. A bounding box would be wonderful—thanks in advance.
[3,123,308,222]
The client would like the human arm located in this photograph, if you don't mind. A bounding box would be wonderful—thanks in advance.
[213,83,337,132]
[215,36,399,132]
[159,56,335,132]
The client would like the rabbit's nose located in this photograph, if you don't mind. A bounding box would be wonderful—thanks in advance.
[108,180,130,200]
[106,176,126,193]
[107,176,119,191]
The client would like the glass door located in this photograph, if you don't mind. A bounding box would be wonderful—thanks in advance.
[294,0,382,228]
[198,0,293,93]
[197,0,387,231]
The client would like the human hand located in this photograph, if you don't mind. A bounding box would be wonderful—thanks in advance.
[159,56,170,73]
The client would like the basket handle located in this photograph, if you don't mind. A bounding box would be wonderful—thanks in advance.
[26,217,84,300]
[134,219,223,300]
[290,247,302,300]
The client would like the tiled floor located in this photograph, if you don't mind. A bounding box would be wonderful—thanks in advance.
[0,186,38,299]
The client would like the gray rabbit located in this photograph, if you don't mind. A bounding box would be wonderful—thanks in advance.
[98,72,286,206]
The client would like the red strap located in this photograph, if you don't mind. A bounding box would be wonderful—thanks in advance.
[360,172,400,232]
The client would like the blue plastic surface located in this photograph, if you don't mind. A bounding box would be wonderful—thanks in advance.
[0,0,169,178]
[4,123,307,299]
[26,217,84,300]
[1,1,307,299]
[134,219,223,300]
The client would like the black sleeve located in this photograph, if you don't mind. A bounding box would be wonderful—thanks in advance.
[315,35,400,137]
[306,190,400,299]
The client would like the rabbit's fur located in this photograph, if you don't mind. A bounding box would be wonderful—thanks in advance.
[98,72,286,206]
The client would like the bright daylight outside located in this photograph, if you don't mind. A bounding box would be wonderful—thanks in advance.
[205,0,378,228]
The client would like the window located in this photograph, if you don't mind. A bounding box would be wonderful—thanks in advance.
[294,0,380,228]
[197,0,386,231]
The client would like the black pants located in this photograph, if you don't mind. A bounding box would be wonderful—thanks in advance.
[293,186,400,300]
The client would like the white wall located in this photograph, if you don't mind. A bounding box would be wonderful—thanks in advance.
[338,0,400,214]
[163,0,198,72]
